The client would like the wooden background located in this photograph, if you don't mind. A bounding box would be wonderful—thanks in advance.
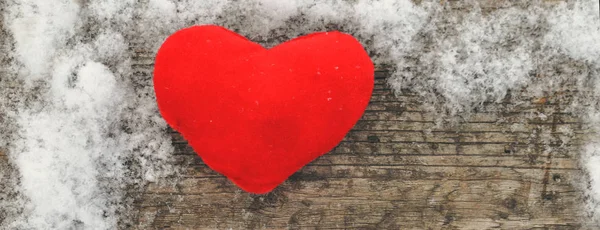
[1,0,594,229]
[132,3,590,228]
[134,69,587,229]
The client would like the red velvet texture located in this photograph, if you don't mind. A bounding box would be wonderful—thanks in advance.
[154,25,373,194]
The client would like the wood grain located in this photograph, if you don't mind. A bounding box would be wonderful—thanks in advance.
[133,61,587,228]
[129,0,588,224]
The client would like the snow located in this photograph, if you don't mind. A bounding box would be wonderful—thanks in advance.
[2,0,175,228]
[1,0,600,228]
[389,4,546,118]
[6,0,80,80]
[546,1,600,65]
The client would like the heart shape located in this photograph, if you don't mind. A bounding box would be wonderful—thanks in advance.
[154,25,373,193]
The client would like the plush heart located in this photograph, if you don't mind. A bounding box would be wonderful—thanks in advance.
[154,25,373,194]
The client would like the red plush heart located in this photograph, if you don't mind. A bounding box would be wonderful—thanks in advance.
[154,25,373,194]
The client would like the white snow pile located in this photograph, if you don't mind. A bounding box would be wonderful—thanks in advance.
[1,0,600,228]
[1,0,176,228]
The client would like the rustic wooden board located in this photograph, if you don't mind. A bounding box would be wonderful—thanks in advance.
[133,61,587,229]
[128,0,589,223]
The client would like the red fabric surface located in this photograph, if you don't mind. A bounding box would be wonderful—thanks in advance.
[154,25,373,194]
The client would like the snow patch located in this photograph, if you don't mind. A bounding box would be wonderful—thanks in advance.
[13,62,124,228]
[3,0,176,229]
[6,0,80,80]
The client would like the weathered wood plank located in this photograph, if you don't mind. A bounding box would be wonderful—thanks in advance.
[138,169,582,229]
[134,67,586,229]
